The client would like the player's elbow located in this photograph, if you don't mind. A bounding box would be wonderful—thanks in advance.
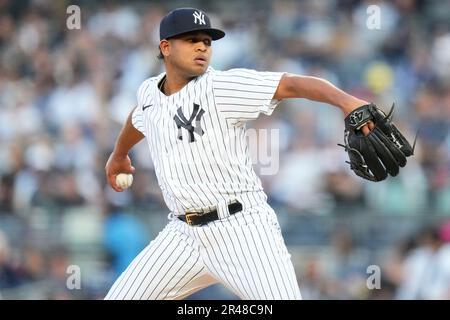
[274,73,305,100]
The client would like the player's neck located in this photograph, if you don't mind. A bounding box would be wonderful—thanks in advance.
[162,68,196,96]
[162,77,189,96]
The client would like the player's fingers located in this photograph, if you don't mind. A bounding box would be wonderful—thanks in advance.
[361,121,375,136]
[125,166,135,174]
[361,125,370,136]
[108,173,123,192]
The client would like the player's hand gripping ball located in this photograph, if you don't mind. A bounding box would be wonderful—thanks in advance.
[116,173,133,189]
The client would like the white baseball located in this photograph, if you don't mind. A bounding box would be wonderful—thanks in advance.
[116,173,133,189]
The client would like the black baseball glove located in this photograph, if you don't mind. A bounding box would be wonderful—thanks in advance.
[339,103,416,182]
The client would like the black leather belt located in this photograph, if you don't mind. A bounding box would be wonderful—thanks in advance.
[179,201,243,226]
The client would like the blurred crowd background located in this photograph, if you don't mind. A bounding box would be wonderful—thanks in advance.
[1,0,450,299]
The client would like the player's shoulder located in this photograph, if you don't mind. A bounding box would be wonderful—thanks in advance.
[211,67,259,78]
[138,73,165,91]
[210,68,283,88]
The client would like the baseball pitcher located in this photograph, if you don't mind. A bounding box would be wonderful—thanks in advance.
[104,8,413,300]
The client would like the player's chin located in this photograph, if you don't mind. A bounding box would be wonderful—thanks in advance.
[190,64,208,76]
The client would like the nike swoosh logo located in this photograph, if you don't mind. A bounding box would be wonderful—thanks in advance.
[142,104,153,111]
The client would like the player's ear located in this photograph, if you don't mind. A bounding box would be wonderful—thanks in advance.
[160,40,170,58]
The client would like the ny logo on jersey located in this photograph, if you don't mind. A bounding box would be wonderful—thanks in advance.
[173,104,205,142]
[193,11,206,25]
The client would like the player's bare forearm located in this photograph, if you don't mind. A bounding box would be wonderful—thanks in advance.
[274,74,368,116]
[105,108,144,192]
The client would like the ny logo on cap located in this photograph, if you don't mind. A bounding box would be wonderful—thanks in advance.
[193,11,206,25]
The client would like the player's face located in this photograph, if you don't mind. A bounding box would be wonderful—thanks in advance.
[166,32,212,77]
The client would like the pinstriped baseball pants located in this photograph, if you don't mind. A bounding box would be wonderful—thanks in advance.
[104,203,302,300]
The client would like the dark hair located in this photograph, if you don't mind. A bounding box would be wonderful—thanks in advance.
[157,47,164,60]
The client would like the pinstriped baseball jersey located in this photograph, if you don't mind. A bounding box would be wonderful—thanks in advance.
[131,67,283,215]
[105,67,302,300]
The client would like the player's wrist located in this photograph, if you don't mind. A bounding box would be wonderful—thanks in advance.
[111,149,129,160]
[340,98,370,117]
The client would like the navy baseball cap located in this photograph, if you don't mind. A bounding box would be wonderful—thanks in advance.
[159,8,225,41]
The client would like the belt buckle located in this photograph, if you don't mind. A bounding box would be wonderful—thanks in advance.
[185,211,199,226]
